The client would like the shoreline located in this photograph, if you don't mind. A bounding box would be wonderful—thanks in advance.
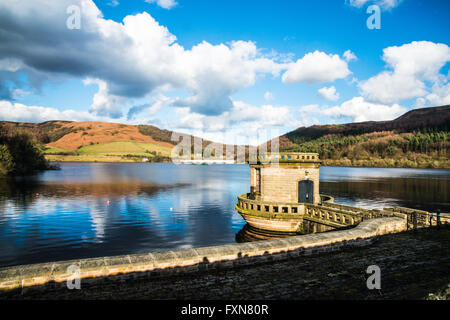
[46,157,450,170]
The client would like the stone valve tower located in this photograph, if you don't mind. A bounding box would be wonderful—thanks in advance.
[236,153,323,233]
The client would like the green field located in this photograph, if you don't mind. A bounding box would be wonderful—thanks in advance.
[77,141,172,156]
[43,141,173,162]
[44,154,139,162]
[43,146,77,155]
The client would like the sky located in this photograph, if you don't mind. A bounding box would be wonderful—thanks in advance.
[0,0,449,144]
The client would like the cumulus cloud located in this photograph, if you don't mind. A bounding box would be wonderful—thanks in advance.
[0,0,362,125]
[382,41,450,80]
[0,1,283,118]
[84,79,124,118]
[317,86,340,101]
[145,0,178,10]
[359,41,450,104]
[0,100,111,123]
[282,51,351,84]
[320,97,406,122]
[360,72,427,104]
[414,80,450,108]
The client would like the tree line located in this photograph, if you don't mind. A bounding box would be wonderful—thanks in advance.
[282,129,449,168]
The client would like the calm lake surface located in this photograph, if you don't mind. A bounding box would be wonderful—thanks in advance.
[0,163,449,267]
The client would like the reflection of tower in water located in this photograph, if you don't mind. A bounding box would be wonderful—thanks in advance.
[235,222,342,243]
[235,224,296,243]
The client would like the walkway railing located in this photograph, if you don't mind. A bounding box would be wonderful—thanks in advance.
[236,193,449,229]
[383,207,450,229]
[236,193,305,219]
[236,193,368,227]
[303,204,360,228]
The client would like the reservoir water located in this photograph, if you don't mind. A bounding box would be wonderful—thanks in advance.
[0,163,448,267]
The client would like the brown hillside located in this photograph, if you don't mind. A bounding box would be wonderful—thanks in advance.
[0,120,237,155]
[45,122,174,151]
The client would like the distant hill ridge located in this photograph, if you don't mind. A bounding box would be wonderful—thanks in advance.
[282,105,450,143]
[275,105,449,169]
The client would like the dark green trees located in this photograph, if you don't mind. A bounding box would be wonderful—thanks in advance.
[0,131,50,175]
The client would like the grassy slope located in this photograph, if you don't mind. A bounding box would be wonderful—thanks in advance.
[43,146,77,155]
[77,141,172,156]
[44,154,138,162]
[44,141,172,162]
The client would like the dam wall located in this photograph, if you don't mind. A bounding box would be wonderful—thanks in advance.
[0,217,406,292]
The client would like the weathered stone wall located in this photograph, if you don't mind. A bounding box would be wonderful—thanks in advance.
[258,165,320,204]
[0,217,406,292]
[302,220,336,234]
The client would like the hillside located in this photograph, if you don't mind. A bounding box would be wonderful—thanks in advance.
[0,120,235,163]
[276,105,450,169]
[0,121,174,162]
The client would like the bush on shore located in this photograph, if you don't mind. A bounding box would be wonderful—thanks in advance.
[0,131,56,176]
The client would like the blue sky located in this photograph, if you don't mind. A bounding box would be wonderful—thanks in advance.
[0,0,449,144]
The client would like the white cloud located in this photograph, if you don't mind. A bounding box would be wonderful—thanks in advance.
[282,51,351,84]
[0,100,111,123]
[359,41,450,104]
[347,0,402,10]
[415,80,450,108]
[84,79,124,118]
[343,50,357,62]
[318,86,340,101]
[382,41,450,80]
[348,0,370,8]
[145,0,178,10]
[231,101,294,127]
[320,96,406,122]
[360,72,427,104]
[0,1,283,117]
[425,82,450,106]
[377,0,402,10]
